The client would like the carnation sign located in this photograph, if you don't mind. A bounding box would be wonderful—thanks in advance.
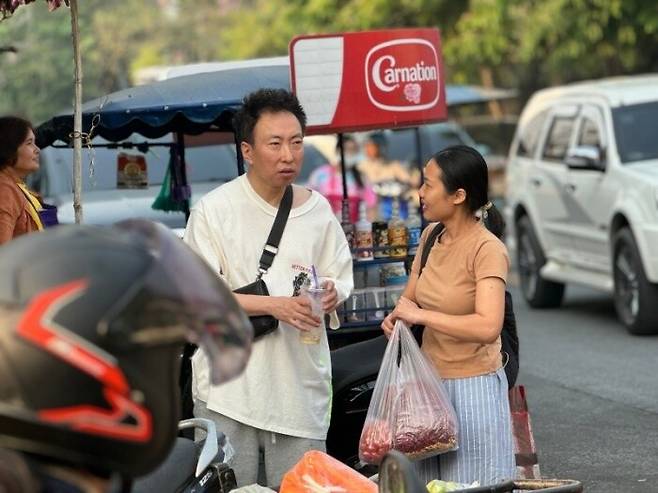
[290,28,446,134]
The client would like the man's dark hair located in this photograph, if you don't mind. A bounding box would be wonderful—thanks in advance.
[0,116,33,171]
[232,89,307,145]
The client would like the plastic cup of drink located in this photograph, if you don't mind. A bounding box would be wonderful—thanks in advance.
[300,286,326,344]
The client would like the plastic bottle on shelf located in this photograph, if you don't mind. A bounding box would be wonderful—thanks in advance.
[387,198,408,258]
[340,198,355,259]
[406,200,422,256]
[355,201,374,261]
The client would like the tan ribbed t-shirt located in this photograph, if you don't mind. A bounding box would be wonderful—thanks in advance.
[411,222,510,379]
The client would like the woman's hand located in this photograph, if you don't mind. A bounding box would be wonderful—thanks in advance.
[269,296,321,332]
[393,296,423,326]
[381,311,397,338]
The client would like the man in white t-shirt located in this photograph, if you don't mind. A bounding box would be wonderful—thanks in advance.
[183,89,353,487]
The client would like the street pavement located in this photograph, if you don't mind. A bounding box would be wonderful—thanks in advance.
[509,281,658,492]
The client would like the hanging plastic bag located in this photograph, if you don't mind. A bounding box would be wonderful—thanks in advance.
[280,450,377,493]
[358,320,458,465]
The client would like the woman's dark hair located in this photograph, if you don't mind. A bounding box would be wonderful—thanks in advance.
[432,144,505,238]
[367,131,388,159]
[232,88,307,145]
[0,116,33,171]
[337,134,365,188]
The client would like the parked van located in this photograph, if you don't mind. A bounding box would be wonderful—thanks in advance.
[505,74,658,334]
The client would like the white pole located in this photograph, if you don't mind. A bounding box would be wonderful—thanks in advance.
[69,0,83,224]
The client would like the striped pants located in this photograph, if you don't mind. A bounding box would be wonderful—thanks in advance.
[413,367,515,486]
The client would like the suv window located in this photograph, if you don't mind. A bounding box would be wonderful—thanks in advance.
[517,110,548,157]
[542,117,576,161]
[577,117,601,148]
[612,101,658,163]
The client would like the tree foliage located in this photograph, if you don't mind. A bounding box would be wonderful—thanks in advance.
[0,0,656,123]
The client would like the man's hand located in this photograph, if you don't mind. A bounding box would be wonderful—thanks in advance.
[269,296,321,333]
[320,279,339,313]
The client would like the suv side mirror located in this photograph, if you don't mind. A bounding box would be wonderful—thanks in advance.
[565,145,604,171]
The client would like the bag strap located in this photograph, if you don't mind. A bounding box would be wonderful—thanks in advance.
[257,185,293,279]
[418,223,445,275]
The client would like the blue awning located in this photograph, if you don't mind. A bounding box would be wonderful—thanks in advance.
[36,62,515,148]
[36,64,290,147]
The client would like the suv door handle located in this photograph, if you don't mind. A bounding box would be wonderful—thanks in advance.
[530,178,542,187]
[565,183,576,193]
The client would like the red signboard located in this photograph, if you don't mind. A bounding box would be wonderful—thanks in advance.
[290,28,446,134]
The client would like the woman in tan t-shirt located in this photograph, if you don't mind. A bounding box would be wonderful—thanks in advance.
[382,145,515,486]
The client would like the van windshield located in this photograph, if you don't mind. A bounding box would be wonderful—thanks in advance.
[40,139,328,194]
[613,101,658,163]
[42,142,238,193]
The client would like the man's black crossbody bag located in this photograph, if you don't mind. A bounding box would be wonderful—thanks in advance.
[414,223,519,388]
[233,185,293,340]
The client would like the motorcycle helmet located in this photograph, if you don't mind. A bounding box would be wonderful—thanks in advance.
[0,220,252,478]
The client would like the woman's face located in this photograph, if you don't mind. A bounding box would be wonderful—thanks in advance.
[418,159,464,222]
[13,129,40,178]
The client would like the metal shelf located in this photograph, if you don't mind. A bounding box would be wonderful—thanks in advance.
[336,319,385,330]
[352,256,413,267]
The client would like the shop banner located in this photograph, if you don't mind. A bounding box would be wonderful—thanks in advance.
[290,28,446,134]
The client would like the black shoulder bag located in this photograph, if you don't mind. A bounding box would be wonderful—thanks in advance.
[233,185,293,340]
[415,223,519,388]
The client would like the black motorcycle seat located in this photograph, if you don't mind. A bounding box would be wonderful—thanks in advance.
[331,335,387,392]
[132,437,198,493]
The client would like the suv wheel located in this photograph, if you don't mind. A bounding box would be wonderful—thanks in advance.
[516,216,565,308]
[612,228,658,335]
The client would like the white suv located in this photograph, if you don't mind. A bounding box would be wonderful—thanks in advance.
[505,75,658,335]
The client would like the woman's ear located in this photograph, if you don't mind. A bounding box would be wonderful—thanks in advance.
[452,188,467,206]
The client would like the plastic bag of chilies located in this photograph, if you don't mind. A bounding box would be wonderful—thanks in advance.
[358,320,458,465]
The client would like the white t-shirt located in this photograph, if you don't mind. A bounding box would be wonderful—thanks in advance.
[183,174,353,440]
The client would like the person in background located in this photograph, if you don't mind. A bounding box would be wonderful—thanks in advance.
[0,116,44,245]
[357,132,420,220]
[382,145,514,486]
[307,134,377,222]
[184,89,353,487]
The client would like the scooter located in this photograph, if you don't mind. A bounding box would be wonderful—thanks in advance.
[132,418,237,493]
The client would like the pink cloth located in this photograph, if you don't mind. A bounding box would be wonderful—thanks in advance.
[307,164,376,222]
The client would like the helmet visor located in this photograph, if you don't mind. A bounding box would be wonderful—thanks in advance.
[111,220,253,386]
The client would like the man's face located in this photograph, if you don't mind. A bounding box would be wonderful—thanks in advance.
[241,111,304,188]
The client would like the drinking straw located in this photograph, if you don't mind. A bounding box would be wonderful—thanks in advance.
[311,264,320,289]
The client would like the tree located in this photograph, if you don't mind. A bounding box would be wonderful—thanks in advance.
[217,0,466,61]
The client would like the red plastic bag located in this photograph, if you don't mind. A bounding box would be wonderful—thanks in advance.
[358,320,458,465]
[280,450,377,493]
